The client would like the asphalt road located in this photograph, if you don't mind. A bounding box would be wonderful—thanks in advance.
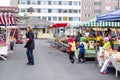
[0,40,119,80]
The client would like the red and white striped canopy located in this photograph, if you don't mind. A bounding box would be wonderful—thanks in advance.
[50,23,68,28]
[0,12,18,25]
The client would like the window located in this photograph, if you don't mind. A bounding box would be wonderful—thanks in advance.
[58,9,62,13]
[88,14,91,17]
[62,1,69,5]
[27,1,30,4]
[63,9,68,13]
[52,9,58,13]
[85,6,91,10]
[59,1,62,5]
[41,9,48,13]
[69,1,72,5]
[48,1,51,5]
[34,9,38,12]
[62,17,68,21]
[69,17,73,21]
[73,1,79,5]
[53,17,57,21]
[69,9,72,13]
[42,17,46,20]
[85,14,91,17]
[73,10,78,13]
[38,9,41,13]
[79,2,81,5]
[48,9,51,13]
[52,1,58,5]
[21,2,25,4]
[41,1,48,5]
[38,1,41,5]
[48,17,51,21]
[79,10,81,13]
[21,9,26,12]
[94,10,101,13]
[94,2,101,5]
[58,17,62,21]
[31,1,37,5]
[73,17,80,21]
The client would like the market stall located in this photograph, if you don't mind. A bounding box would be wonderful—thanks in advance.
[95,9,120,77]
[0,6,19,60]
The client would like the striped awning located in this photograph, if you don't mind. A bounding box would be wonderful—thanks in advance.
[84,21,120,28]
[0,6,18,26]
[0,12,18,26]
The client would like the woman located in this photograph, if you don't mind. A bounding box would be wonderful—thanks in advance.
[24,25,35,65]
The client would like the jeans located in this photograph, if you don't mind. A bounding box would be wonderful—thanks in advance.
[26,49,34,64]
[78,53,85,62]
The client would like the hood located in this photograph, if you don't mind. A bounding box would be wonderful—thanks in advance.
[68,37,74,43]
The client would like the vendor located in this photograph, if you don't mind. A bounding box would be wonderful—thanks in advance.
[103,37,110,50]
[96,34,103,50]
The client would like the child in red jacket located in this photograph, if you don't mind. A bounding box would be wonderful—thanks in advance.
[68,36,76,63]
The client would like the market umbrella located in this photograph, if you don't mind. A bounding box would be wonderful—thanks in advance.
[97,8,120,21]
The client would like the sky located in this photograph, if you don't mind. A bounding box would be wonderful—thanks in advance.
[0,0,10,6]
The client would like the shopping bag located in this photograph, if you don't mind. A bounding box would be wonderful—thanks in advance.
[75,49,79,59]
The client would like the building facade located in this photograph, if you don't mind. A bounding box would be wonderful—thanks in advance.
[18,0,81,25]
[10,0,18,6]
[11,0,120,23]
[81,0,120,22]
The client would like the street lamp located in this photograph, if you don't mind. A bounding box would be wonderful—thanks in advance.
[27,7,34,15]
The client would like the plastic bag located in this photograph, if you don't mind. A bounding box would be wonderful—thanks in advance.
[75,49,79,59]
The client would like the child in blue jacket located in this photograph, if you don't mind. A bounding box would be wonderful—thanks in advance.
[77,37,86,63]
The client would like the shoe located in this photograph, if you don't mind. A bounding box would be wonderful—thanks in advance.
[70,60,74,64]
[30,63,34,65]
[26,63,31,65]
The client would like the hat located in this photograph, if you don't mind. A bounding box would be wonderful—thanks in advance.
[68,37,74,43]
[80,37,84,42]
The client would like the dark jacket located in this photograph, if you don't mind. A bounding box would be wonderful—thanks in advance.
[75,34,82,42]
[24,30,35,50]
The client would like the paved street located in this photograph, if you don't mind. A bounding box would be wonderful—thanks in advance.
[0,40,119,80]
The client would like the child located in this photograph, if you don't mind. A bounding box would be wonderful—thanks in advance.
[68,36,76,63]
[77,37,86,63]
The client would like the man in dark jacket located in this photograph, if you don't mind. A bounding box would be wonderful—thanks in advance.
[75,32,82,47]
[24,25,35,65]
[75,32,82,43]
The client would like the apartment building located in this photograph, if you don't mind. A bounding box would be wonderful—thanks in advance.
[81,0,119,22]
[17,0,81,25]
